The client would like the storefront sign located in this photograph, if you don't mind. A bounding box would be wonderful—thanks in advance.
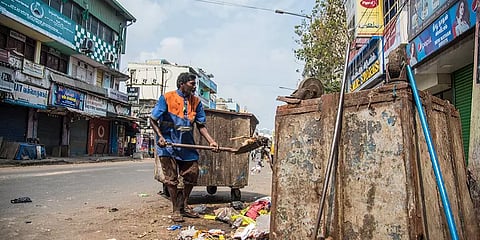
[4,82,48,109]
[107,102,131,116]
[0,66,14,92]
[85,94,107,116]
[355,0,384,37]
[0,0,75,48]
[347,37,384,92]
[107,88,128,103]
[407,0,476,66]
[8,54,22,69]
[409,0,457,40]
[22,59,44,78]
[52,85,85,110]
[127,87,139,104]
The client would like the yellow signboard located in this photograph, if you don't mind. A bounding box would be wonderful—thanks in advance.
[355,0,384,37]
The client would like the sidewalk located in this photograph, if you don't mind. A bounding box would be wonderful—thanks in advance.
[0,155,142,167]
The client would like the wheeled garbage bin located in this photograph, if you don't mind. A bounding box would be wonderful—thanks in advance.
[154,108,258,201]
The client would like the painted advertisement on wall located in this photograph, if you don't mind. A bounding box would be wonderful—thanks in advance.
[347,36,385,92]
[0,0,75,48]
[88,118,110,155]
[4,82,48,109]
[52,84,85,110]
[355,0,384,37]
[407,0,476,66]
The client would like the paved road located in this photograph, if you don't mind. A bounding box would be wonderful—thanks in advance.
[0,158,272,238]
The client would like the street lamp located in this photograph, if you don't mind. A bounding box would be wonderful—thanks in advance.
[274,9,311,19]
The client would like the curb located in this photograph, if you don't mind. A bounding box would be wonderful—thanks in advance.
[0,157,138,167]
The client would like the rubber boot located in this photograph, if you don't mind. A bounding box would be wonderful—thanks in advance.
[166,185,184,222]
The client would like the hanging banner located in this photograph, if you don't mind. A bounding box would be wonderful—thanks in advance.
[22,59,44,79]
[52,84,85,110]
[4,82,48,109]
[407,0,477,66]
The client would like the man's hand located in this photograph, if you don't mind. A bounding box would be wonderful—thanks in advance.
[209,141,219,153]
[157,137,167,147]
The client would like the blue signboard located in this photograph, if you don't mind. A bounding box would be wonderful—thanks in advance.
[4,82,48,109]
[52,85,85,110]
[407,0,476,66]
[0,0,76,48]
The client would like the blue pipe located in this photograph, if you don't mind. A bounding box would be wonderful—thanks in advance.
[406,65,459,240]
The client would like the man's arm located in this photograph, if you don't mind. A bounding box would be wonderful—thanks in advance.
[150,117,166,147]
[197,124,218,149]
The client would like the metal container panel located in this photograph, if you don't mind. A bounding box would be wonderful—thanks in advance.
[195,109,258,188]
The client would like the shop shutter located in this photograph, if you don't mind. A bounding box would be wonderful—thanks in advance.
[37,112,62,155]
[453,64,473,164]
[0,103,27,142]
[70,119,88,156]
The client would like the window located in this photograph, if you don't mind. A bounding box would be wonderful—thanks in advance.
[40,45,69,74]
[24,38,35,61]
[50,0,61,12]
[104,27,113,44]
[72,3,83,25]
[384,0,398,26]
[89,17,99,36]
[61,1,72,18]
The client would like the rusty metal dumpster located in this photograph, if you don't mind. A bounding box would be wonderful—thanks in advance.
[271,83,479,239]
[154,108,258,201]
[194,109,258,201]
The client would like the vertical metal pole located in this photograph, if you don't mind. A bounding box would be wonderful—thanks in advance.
[312,42,350,240]
[406,65,459,240]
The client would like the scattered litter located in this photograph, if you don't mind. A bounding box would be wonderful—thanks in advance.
[25,220,32,224]
[108,207,119,212]
[178,226,196,238]
[192,204,207,214]
[233,223,255,240]
[138,193,149,197]
[137,231,147,238]
[203,214,216,220]
[11,197,32,204]
[167,224,182,231]
[231,201,245,210]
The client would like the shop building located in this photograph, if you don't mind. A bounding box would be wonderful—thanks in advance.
[0,0,137,158]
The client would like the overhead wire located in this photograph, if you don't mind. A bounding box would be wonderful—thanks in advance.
[190,0,275,12]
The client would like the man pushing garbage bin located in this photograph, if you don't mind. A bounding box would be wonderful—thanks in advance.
[150,72,219,223]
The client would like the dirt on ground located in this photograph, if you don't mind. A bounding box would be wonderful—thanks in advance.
[7,192,257,240]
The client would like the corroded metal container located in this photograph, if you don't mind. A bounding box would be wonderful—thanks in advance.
[271,83,478,239]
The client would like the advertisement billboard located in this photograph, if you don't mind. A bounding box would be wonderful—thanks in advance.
[407,0,476,66]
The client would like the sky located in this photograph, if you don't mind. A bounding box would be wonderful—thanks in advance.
[116,0,315,131]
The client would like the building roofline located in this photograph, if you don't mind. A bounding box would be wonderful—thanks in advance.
[106,0,136,22]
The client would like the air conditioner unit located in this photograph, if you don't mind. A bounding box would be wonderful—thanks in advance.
[104,52,115,64]
[80,38,94,53]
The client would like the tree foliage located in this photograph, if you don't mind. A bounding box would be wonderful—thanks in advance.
[295,0,348,93]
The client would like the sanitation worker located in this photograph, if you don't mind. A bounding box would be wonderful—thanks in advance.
[150,72,218,222]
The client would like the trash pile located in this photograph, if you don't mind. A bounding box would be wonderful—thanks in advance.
[171,197,271,240]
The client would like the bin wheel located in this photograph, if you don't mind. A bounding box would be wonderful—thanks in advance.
[163,184,170,197]
[231,188,241,201]
[206,186,217,195]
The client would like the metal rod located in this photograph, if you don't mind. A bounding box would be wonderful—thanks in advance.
[406,65,459,240]
[312,42,350,240]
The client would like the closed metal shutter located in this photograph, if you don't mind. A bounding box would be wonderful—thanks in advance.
[37,112,62,155]
[70,119,88,156]
[453,64,473,164]
[0,103,27,142]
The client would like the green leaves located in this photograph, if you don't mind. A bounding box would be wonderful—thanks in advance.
[295,0,347,93]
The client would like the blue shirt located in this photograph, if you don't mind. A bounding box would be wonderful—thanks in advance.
[150,90,206,161]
